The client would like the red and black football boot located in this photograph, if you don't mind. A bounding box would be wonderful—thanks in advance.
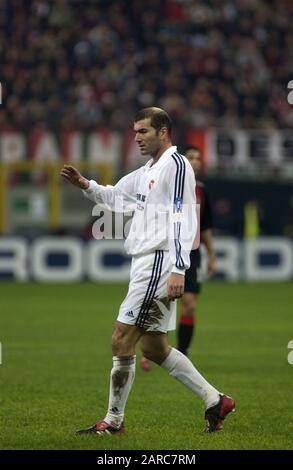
[76,420,125,435]
[205,394,236,432]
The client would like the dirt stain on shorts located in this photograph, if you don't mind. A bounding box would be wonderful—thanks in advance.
[143,296,171,328]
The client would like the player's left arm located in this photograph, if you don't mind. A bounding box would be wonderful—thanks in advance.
[200,186,216,278]
[201,229,216,278]
[167,158,197,300]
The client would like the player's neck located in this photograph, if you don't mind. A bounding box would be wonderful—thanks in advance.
[151,142,172,163]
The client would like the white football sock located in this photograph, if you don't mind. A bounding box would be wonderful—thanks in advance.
[161,348,220,409]
[104,355,136,428]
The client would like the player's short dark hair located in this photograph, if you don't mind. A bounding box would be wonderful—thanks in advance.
[185,144,201,155]
[134,107,172,137]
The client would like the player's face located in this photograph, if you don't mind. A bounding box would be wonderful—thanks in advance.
[186,149,201,174]
[134,118,162,157]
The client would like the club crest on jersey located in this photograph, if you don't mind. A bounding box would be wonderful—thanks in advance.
[174,197,183,213]
[149,180,155,190]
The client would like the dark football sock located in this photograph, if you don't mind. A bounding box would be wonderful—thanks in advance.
[178,315,195,356]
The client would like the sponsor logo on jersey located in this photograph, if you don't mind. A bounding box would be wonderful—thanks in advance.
[136,193,146,202]
[174,197,183,213]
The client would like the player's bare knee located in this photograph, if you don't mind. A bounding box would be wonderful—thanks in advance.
[111,325,137,356]
[186,303,196,316]
[112,329,125,353]
[140,345,153,361]
[181,305,194,317]
[142,350,159,363]
[141,344,159,362]
[151,349,170,365]
[112,336,132,356]
[141,344,169,364]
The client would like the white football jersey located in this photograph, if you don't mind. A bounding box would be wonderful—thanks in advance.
[83,145,197,274]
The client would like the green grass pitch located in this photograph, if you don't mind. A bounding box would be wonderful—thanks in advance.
[0,282,292,450]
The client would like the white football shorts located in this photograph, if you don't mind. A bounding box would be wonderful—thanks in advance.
[117,250,176,333]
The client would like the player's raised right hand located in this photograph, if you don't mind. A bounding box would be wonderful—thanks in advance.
[60,165,90,189]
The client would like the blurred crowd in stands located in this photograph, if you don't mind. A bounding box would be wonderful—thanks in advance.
[1,0,292,131]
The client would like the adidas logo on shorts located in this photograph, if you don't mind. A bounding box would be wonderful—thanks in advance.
[125,310,134,318]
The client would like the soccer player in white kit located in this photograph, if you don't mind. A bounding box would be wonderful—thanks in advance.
[61,107,235,434]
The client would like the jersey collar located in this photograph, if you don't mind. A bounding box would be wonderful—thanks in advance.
[145,145,178,170]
